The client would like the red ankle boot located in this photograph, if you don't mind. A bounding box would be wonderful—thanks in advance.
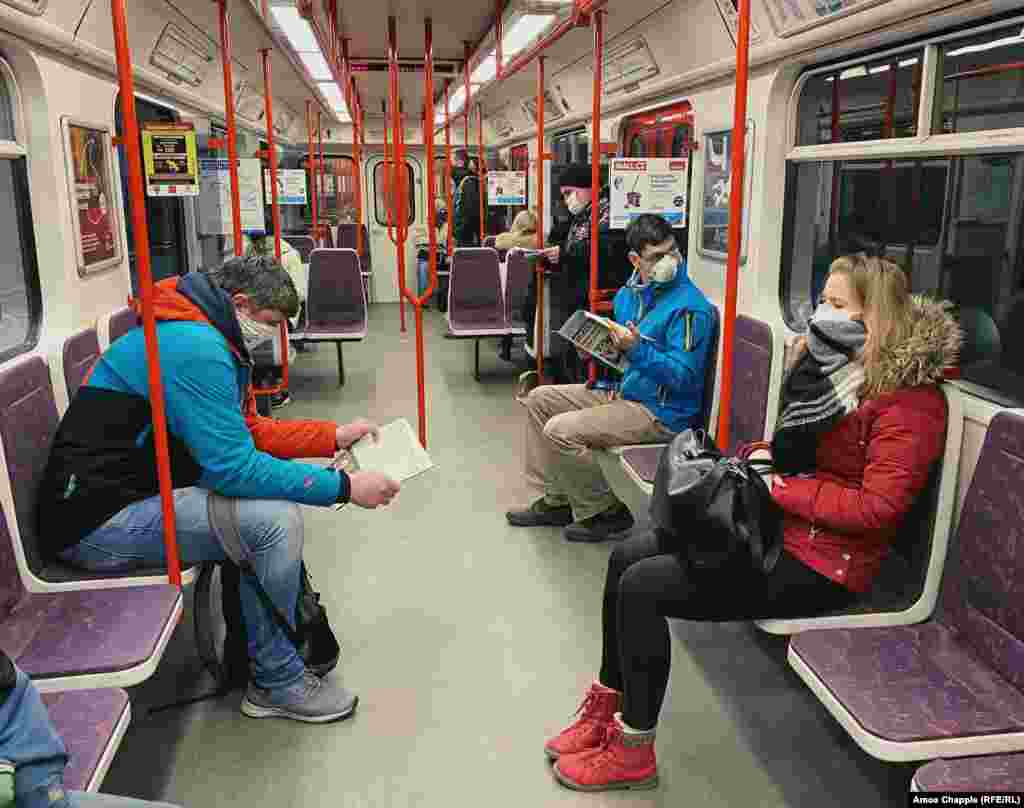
[544,682,620,761]
[552,713,658,791]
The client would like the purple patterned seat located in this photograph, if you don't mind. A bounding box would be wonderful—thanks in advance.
[448,248,512,381]
[504,250,532,332]
[0,354,193,589]
[789,411,1024,761]
[336,224,372,301]
[289,248,366,387]
[106,307,138,348]
[61,328,100,403]
[43,688,130,791]
[913,755,1024,792]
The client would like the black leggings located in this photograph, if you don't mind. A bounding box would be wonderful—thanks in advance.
[598,529,857,730]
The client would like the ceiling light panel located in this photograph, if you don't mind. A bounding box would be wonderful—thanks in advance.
[270,5,320,52]
[501,14,555,62]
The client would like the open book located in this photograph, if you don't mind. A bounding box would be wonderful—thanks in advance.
[557,310,631,372]
[328,418,435,510]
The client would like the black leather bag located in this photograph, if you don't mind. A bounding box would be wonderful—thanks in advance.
[650,429,784,574]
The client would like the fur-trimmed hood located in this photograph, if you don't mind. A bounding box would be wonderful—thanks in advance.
[874,295,962,392]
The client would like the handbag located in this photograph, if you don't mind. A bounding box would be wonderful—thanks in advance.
[650,429,784,574]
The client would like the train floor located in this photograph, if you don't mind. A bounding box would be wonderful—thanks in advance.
[102,304,916,807]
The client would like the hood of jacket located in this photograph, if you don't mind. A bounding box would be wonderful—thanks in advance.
[874,295,961,392]
[131,272,249,363]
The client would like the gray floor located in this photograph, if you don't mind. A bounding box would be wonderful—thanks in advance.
[101,304,916,807]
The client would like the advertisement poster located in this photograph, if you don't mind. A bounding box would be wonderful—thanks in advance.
[63,120,119,273]
[712,0,762,45]
[263,169,307,205]
[609,158,688,230]
[487,171,527,206]
[237,158,266,232]
[198,158,231,235]
[142,122,198,196]
[763,0,888,37]
[699,125,753,261]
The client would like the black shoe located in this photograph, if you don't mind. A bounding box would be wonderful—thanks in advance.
[271,391,292,409]
[564,505,634,543]
[506,497,574,528]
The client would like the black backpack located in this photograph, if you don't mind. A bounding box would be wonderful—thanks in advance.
[193,560,341,694]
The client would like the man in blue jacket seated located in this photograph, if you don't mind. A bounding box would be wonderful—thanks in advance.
[36,256,400,725]
[0,650,181,807]
[506,214,715,542]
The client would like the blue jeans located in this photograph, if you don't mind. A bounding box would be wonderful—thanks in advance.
[59,488,306,691]
[417,257,429,297]
[0,666,180,808]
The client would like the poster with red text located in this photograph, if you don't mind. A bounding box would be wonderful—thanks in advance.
[65,121,120,273]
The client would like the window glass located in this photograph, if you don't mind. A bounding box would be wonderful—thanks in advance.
[937,24,1024,134]
[781,153,1024,404]
[373,161,414,227]
[795,52,923,145]
[671,125,691,158]
[628,134,646,157]
[550,129,610,232]
[0,69,38,362]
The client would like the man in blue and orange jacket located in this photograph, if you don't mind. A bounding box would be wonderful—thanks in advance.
[36,256,398,725]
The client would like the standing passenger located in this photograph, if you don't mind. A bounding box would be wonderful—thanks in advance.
[36,256,401,725]
[544,254,960,791]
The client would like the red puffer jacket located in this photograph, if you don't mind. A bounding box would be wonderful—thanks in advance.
[772,385,947,593]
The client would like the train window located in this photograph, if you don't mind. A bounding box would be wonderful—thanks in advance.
[326,156,357,221]
[627,134,646,157]
[937,24,1024,134]
[781,152,1024,403]
[550,129,609,231]
[373,161,414,227]
[0,63,40,362]
[795,51,924,145]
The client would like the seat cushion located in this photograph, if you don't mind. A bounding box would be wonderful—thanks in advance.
[914,754,1024,792]
[621,446,665,484]
[42,688,129,791]
[791,622,1024,742]
[0,586,180,678]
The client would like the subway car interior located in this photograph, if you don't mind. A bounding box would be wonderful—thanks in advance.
[0,0,1023,803]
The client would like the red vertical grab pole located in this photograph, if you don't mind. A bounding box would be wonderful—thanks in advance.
[535,55,546,384]
[714,0,753,451]
[387,16,407,334]
[306,101,318,246]
[353,87,364,255]
[261,49,288,393]
[217,0,243,256]
[587,10,604,385]
[445,86,454,260]
[463,43,471,164]
[317,110,325,242]
[477,103,486,241]
[110,0,182,587]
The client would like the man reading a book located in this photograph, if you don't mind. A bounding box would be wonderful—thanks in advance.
[506,214,716,542]
[36,256,400,725]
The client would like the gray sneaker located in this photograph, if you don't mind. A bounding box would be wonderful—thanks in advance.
[241,671,358,723]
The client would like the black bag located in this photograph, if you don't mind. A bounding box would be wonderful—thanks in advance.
[650,429,784,574]
[194,560,340,694]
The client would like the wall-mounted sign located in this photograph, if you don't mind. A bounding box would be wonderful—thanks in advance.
[698,123,754,262]
[713,0,762,45]
[763,0,891,38]
[487,171,527,206]
[263,168,307,205]
[603,37,660,97]
[610,158,689,230]
[142,122,198,196]
[199,158,266,234]
[61,118,121,275]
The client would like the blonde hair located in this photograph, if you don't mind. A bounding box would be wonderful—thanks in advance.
[511,210,538,235]
[827,253,912,398]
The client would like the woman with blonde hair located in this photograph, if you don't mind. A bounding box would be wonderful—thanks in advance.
[544,253,961,792]
[494,209,538,251]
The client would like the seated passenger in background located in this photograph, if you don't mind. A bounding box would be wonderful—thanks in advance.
[506,214,715,543]
[0,649,182,807]
[494,210,538,252]
[544,254,959,792]
[35,256,400,725]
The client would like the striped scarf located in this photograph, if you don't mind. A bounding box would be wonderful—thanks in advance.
[771,306,866,476]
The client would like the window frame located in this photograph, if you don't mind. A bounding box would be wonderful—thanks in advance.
[373,160,415,228]
[0,58,41,364]
[781,13,1024,407]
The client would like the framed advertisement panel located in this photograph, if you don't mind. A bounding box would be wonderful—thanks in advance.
[60,117,122,276]
[697,123,754,263]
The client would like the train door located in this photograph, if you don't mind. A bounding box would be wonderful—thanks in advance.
[365,153,422,303]
[115,95,189,292]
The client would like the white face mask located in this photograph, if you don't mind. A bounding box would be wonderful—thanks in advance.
[237,311,279,352]
[565,192,586,216]
[649,255,679,284]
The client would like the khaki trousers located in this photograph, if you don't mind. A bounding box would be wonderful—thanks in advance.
[523,384,674,522]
